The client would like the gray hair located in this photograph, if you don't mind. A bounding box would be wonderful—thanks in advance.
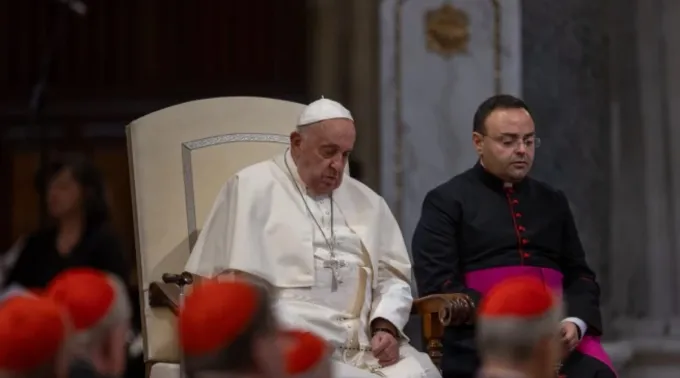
[183,283,276,377]
[477,303,564,362]
[70,274,132,351]
[0,310,74,378]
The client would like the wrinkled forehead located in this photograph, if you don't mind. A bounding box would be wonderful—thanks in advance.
[305,118,356,148]
[485,108,535,136]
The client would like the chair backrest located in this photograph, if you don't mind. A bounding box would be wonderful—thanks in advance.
[127,97,304,364]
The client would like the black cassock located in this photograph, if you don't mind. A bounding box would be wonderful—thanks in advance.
[412,163,616,378]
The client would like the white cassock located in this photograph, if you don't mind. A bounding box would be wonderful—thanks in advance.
[185,150,441,378]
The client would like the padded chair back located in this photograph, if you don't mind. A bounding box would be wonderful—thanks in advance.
[127,97,304,363]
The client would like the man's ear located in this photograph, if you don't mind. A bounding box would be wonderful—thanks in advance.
[290,131,302,148]
[472,132,484,155]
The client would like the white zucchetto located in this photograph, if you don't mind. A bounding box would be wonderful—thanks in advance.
[297,97,354,127]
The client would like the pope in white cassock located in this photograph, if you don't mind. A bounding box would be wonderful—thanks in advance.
[185,98,441,378]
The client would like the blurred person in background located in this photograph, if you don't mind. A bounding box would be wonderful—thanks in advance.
[284,330,333,378]
[179,279,289,378]
[2,153,129,289]
[0,295,72,378]
[1,154,142,378]
[180,279,335,378]
[45,268,132,378]
[475,276,563,378]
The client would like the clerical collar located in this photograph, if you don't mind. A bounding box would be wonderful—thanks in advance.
[473,161,528,192]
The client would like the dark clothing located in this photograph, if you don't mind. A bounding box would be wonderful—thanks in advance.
[3,224,129,289]
[412,163,613,378]
[475,368,528,378]
[561,350,617,378]
[68,358,127,378]
[69,359,104,378]
[475,355,617,378]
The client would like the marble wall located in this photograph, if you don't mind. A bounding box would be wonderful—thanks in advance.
[379,0,680,330]
[609,0,680,331]
[380,0,522,256]
[381,0,680,374]
[520,0,612,312]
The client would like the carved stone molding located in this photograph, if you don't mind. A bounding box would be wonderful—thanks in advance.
[425,3,471,58]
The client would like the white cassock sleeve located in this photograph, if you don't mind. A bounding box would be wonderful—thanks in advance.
[368,199,413,338]
[185,176,272,281]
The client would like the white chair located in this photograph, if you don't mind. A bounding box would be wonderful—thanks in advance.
[127,97,304,378]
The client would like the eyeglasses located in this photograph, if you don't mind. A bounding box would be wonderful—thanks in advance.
[479,133,542,150]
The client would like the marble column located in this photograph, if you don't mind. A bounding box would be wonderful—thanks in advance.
[635,0,675,322]
[380,0,522,255]
[662,0,680,324]
[308,0,344,101]
[347,0,381,191]
[521,0,612,312]
[307,0,381,190]
[608,0,680,340]
[606,0,649,324]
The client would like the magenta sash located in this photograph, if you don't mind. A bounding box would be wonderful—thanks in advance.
[465,266,616,375]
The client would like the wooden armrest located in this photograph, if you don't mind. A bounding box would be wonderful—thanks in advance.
[147,270,270,317]
[148,271,195,316]
[411,293,468,315]
[149,281,180,315]
[411,293,474,370]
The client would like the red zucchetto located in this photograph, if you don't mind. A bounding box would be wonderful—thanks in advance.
[476,275,564,364]
[0,296,67,371]
[45,268,117,331]
[284,330,330,375]
[479,275,557,318]
[179,280,259,356]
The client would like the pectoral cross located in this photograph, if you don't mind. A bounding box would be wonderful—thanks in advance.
[323,258,347,292]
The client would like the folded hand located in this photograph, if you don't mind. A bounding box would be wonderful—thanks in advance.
[371,331,399,367]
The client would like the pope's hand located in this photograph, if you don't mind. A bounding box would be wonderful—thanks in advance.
[371,331,399,367]
[561,321,580,353]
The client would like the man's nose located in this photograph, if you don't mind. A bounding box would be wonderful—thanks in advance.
[515,142,527,154]
[330,156,344,170]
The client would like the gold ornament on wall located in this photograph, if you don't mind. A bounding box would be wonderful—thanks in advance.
[425,3,470,58]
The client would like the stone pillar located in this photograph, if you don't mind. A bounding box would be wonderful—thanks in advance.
[521,0,611,307]
[635,0,676,321]
[380,0,522,248]
[606,0,649,323]
[307,0,381,191]
[308,0,343,101]
[608,0,680,341]
[347,0,381,191]
[662,0,680,318]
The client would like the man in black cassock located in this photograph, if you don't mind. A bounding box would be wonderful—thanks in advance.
[411,94,616,378]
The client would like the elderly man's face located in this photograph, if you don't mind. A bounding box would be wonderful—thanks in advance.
[290,118,356,195]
